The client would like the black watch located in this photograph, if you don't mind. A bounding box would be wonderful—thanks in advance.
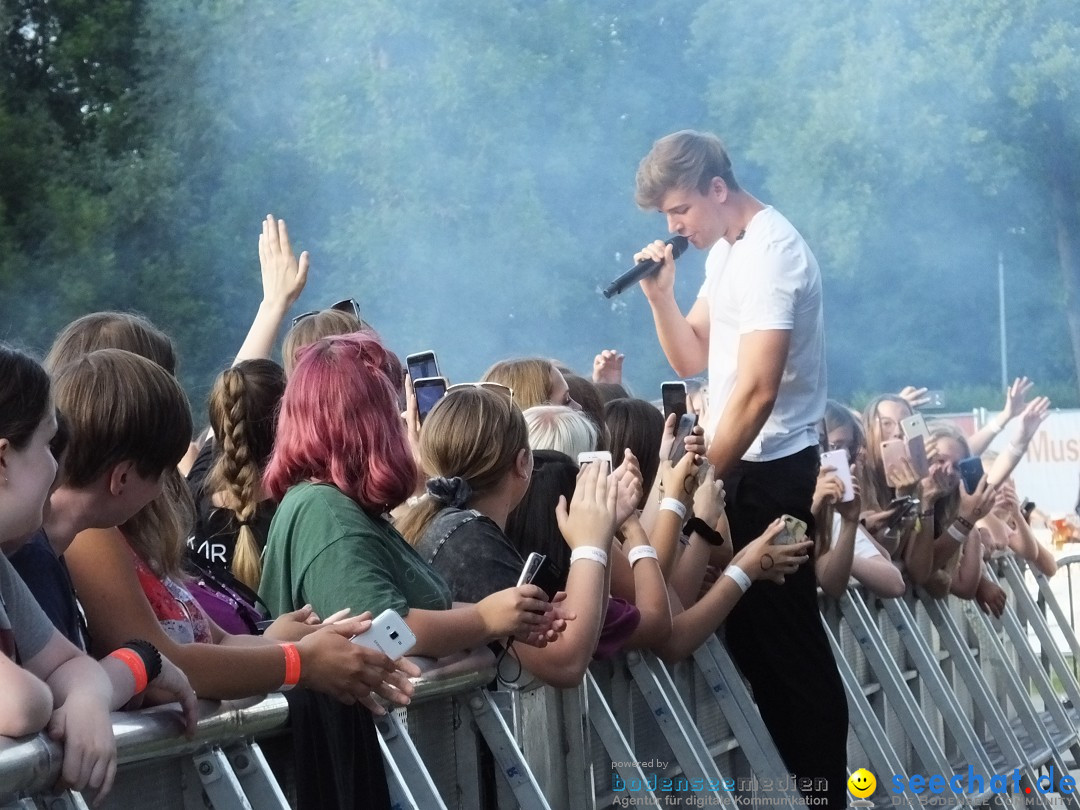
[685,517,726,547]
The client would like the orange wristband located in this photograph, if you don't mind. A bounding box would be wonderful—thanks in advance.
[280,643,301,691]
[108,648,149,693]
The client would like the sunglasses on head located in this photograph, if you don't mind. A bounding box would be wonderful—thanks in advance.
[291,298,372,331]
[446,382,514,403]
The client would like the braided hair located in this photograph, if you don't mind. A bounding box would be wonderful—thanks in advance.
[206,360,286,589]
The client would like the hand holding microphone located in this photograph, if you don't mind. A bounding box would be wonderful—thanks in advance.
[603,235,689,298]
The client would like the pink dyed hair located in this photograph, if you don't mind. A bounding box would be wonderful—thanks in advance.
[264,332,416,511]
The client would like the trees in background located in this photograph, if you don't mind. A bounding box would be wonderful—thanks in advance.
[2,0,1078,405]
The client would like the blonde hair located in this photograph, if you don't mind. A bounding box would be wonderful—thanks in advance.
[523,406,597,459]
[205,360,285,589]
[397,388,528,545]
[281,310,362,376]
[482,358,555,410]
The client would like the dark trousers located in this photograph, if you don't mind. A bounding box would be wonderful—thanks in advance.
[723,445,848,808]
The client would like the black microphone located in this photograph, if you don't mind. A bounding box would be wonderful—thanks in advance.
[602,235,690,298]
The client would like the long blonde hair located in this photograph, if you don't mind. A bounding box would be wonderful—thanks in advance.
[482,358,555,410]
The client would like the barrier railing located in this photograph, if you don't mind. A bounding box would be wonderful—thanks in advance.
[8,556,1080,809]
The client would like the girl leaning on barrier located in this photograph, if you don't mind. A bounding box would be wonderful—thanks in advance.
[0,344,198,803]
[397,387,624,687]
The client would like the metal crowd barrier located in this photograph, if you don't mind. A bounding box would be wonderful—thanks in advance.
[8,557,1080,810]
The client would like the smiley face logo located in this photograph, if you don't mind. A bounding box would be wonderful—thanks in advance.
[848,768,877,798]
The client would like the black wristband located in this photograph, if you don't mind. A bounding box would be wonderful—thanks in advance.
[685,517,727,547]
[122,639,163,685]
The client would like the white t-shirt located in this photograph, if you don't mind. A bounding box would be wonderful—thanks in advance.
[831,512,883,560]
[697,206,826,461]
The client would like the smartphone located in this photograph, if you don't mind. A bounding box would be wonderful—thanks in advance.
[661,381,688,421]
[351,608,416,659]
[406,350,440,382]
[901,413,930,441]
[413,376,448,424]
[906,433,930,478]
[884,497,918,533]
[1021,499,1036,522]
[957,457,984,495]
[669,412,699,463]
[516,552,547,587]
[925,390,945,409]
[820,448,854,503]
[880,439,908,488]
[774,514,808,545]
[577,450,612,466]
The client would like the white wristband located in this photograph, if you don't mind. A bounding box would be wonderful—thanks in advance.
[659,497,687,520]
[722,564,752,594]
[569,546,608,567]
[947,523,967,544]
[627,545,659,566]
[986,418,1005,435]
[1007,441,1026,458]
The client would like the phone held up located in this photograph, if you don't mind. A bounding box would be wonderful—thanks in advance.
[406,350,440,383]
[773,514,808,545]
[413,376,448,424]
[669,413,698,464]
[819,448,854,503]
[661,381,688,422]
[957,457,984,495]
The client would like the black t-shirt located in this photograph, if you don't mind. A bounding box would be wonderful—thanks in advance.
[186,439,275,567]
[8,529,87,650]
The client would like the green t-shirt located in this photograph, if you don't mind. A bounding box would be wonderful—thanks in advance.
[259,482,452,621]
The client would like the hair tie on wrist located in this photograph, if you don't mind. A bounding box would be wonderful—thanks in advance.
[426,476,473,508]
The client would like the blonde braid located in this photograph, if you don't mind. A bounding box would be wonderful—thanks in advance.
[207,368,264,589]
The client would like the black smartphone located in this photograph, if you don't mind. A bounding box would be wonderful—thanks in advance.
[413,376,447,424]
[661,381,688,421]
[669,412,699,463]
[406,350,440,382]
[957,457,984,495]
[884,497,918,533]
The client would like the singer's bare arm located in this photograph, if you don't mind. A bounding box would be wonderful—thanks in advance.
[638,241,710,377]
[705,329,789,479]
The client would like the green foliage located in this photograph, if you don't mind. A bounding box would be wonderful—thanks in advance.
[1,0,1079,413]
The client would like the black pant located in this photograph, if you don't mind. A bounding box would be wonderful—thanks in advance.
[723,445,848,808]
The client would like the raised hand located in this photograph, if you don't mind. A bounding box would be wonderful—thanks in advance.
[611,449,644,527]
[258,214,310,310]
[1017,396,1050,444]
[898,386,932,410]
[958,475,997,525]
[693,463,726,527]
[1000,377,1035,422]
[555,458,619,550]
[635,240,678,300]
[592,349,625,384]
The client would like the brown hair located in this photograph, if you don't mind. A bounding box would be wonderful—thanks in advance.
[397,387,529,545]
[52,350,193,578]
[482,358,555,411]
[205,360,286,589]
[860,394,914,511]
[46,312,176,375]
[635,130,741,210]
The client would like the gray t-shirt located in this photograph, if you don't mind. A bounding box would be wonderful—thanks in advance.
[415,508,523,604]
[0,552,55,663]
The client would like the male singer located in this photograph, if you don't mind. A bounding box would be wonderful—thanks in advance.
[633,130,846,807]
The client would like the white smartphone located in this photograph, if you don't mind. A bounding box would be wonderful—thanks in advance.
[577,450,612,466]
[516,552,547,587]
[351,608,416,659]
[901,413,930,441]
[820,448,854,503]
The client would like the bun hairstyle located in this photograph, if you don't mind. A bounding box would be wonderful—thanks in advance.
[205,359,286,589]
[0,344,52,451]
[397,386,528,545]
